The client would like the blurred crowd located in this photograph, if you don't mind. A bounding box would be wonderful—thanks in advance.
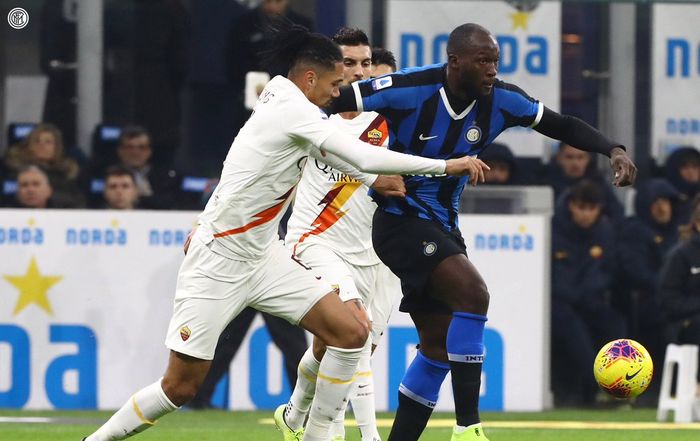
[2,0,700,409]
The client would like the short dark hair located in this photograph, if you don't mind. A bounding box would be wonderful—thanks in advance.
[105,165,136,184]
[18,164,50,182]
[372,47,397,71]
[119,125,150,146]
[447,23,491,56]
[264,23,342,76]
[332,27,370,47]
[568,180,604,205]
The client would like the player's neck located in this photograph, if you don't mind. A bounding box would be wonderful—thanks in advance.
[339,110,361,120]
[445,70,477,102]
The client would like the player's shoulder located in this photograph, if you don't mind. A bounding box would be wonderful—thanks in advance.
[493,79,535,101]
[363,63,445,92]
[262,76,325,116]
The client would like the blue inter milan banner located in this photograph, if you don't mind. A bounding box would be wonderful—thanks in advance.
[652,3,700,160]
[0,210,548,411]
[386,0,561,158]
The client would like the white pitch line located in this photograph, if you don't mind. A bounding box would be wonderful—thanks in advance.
[0,416,55,424]
[258,418,700,430]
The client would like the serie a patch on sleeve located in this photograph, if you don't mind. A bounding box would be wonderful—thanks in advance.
[372,76,393,91]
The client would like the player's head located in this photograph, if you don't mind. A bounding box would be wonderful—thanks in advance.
[567,180,604,229]
[269,24,343,108]
[118,125,152,169]
[332,27,371,85]
[371,47,397,77]
[104,165,139,210]
[446,23,498,96]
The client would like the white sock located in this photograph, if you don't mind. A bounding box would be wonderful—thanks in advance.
[86,378,178,440]
[302,345,362,441]
[351,341,380,441]
[285,347,321,431]
[329,408,347,439]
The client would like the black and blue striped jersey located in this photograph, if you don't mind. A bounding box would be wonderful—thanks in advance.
[340,63,544,231]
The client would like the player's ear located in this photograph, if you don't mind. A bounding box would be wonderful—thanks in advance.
[305,70,317,88]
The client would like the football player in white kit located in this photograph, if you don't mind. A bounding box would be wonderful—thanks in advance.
[276,29,399,441]
[82,25,489,441]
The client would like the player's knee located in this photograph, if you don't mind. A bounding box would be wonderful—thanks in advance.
[161,377,200,407]
[338,322,369,349]
[420,344,448,363]
[448,281,490,314]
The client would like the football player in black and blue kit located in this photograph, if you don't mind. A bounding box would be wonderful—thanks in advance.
[331,23,637,441]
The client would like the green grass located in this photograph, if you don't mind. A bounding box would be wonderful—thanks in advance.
[1,408,698,440]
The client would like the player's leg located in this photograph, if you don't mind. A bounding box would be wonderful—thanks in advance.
[251,242,369,441]
[85,351,209,441]
[372,211,489,439]
[85,236,246,440]
[387,312,451,441]
[344,263,399,441]
[284,301,370,435]
[264,311,309,387]
[427,254,489,439]
[189,307,257,408]
[297,293,370,441]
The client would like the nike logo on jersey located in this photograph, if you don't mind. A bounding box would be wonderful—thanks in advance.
[419,133,438,141]
[691,267,700,275]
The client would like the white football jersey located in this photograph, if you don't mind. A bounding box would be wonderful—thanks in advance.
[286,111,389,266]
[196,76,337,261]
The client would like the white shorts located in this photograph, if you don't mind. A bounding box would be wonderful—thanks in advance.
[165,237,331,360]
[295,243,401,344]
[368,263,401,344]
[294,243,372,305]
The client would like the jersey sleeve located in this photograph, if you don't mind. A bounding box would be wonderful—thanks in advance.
[495,81,544,129]
[333,73,413,114]
[284,101,339,148]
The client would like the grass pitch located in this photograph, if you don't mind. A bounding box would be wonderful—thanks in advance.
[1,408,699,440]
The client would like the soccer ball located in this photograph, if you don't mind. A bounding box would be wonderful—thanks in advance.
[593,339,654,398]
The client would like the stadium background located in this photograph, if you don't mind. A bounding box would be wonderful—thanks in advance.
[1,0,699,430]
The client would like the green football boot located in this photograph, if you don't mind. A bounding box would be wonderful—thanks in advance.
[450,423,489,440]
[273,404,304,441]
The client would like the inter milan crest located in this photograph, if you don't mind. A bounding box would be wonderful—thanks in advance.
[465,126,482,144]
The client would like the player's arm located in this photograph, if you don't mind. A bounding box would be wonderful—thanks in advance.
[533,107,637,186]
[328,74,405,114]
[309,148,377,186]
[317,130,489,182]
[330,84,360,113]
[308,149,407,197]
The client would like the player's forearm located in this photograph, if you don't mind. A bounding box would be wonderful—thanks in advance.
[309,148,378,187]
[320,131,446,176]
[327,85,360,115]
[535,107,622,157]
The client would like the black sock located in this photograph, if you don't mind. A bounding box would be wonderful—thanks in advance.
[387,391,435,441]
[450,361,482,427]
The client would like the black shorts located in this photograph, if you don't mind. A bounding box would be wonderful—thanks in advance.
[372,210,467,313]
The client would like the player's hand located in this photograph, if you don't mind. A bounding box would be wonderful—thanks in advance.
[183,225,198,255]
[610,146,637,187]
[445,156,490,185]
[371,175,406,198]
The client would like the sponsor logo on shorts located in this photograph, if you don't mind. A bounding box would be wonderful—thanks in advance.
[423,241,437,256]
[180,326,191,341]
